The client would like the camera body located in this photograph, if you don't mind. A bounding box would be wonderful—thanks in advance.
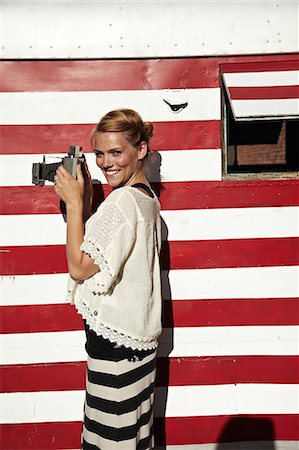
[32,145,84,186]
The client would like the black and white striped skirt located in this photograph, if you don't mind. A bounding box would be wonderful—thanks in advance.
[82,347,157,449]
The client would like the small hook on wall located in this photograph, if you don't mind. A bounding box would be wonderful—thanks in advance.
[163,99,188,113]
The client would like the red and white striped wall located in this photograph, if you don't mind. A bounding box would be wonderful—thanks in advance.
[1,55,299,449]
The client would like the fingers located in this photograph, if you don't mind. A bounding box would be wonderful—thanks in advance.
[76,163,85,185]
[55,163,86,190]
[56,164,70,178]
[54,167,71,197]
[56,164,78,182]
[55,167,66,188]
[81,160,92,181]
[53,175,61,197]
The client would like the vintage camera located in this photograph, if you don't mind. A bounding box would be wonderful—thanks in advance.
[32,145,84,186]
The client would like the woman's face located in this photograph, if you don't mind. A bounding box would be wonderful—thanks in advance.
[93,132,145,189]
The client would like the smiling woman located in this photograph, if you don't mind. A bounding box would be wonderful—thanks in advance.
[91,108,153,189]
[54,109,162,450]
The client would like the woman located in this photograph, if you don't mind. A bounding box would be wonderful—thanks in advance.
[54,109,162,449]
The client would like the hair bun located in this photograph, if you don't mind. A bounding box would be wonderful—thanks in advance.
[91,109,153,149]
[142,122,154,141]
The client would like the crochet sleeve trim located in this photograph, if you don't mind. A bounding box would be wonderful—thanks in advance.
[80,240,113,295]
[80,203,129,295]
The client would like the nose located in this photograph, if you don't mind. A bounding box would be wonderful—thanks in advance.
[101,153,112,169]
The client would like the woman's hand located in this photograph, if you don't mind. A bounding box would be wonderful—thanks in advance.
[54,163,85,207]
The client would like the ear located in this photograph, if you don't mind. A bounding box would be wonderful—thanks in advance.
[137,141,148,161]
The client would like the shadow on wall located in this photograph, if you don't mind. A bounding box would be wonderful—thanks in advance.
[216,416,276,450]
[153,218,173,450]
[147,151,174,450]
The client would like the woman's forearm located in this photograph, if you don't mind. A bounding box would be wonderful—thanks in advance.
[66,202,85,279]
[55,164,98,281]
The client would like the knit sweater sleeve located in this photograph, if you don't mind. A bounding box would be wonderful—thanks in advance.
[80,198,136,295]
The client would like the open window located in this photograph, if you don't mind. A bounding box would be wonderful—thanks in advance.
[221,60,299,179]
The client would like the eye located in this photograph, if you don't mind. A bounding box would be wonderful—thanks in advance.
[113,150,121,156]
[94,150,103,157]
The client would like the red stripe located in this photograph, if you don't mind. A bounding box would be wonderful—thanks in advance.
[163,297,299,328]
[0,58,220,91]
[1,180,299,215]
[0,362,86,393]
[162,238,299,270]
[1,55,296,92]
[221,59,299,73]
[0,120,220,154]
[1,237,298,276]
[0,303,82,334]
[229,85,299,100]
[157,355,299,387]
[1,297,298,334]
[1,414,298,448]
[1,356,298,393]
[0,422,82,450]
[0,245,67,275]
[154,414,299,444]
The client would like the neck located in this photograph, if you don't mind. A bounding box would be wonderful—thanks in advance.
[123,169,149,188]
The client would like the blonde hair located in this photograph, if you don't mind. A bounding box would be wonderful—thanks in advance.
[91,109,153,152]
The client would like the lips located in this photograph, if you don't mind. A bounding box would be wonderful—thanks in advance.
[105,170,120,176]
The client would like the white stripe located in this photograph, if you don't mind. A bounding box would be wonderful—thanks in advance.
[163,266,299,300]
[0,88,220,125]
[1,326,298,365]
[0,273,68,306]
[153,148,222,182]
[0,149,222,187]
[40,445,288,450]
[1,384,298,423]
[156,384,299,417]
[0,443,296,450]
[156,444,299,450]
[158,325,299,357]
[155,444,299,450]
[223,70,299,87]
[161,206,299,241]
[2,206,298,246]
[0,330,87,365]
[1,266,298,306]
[232,98,299,119]
[0,390,85,423]
[1,214,67,245]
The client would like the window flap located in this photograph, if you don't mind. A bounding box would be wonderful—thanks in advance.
[221,60,299,121]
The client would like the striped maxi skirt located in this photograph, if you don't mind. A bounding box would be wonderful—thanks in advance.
[81,350,157,449]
